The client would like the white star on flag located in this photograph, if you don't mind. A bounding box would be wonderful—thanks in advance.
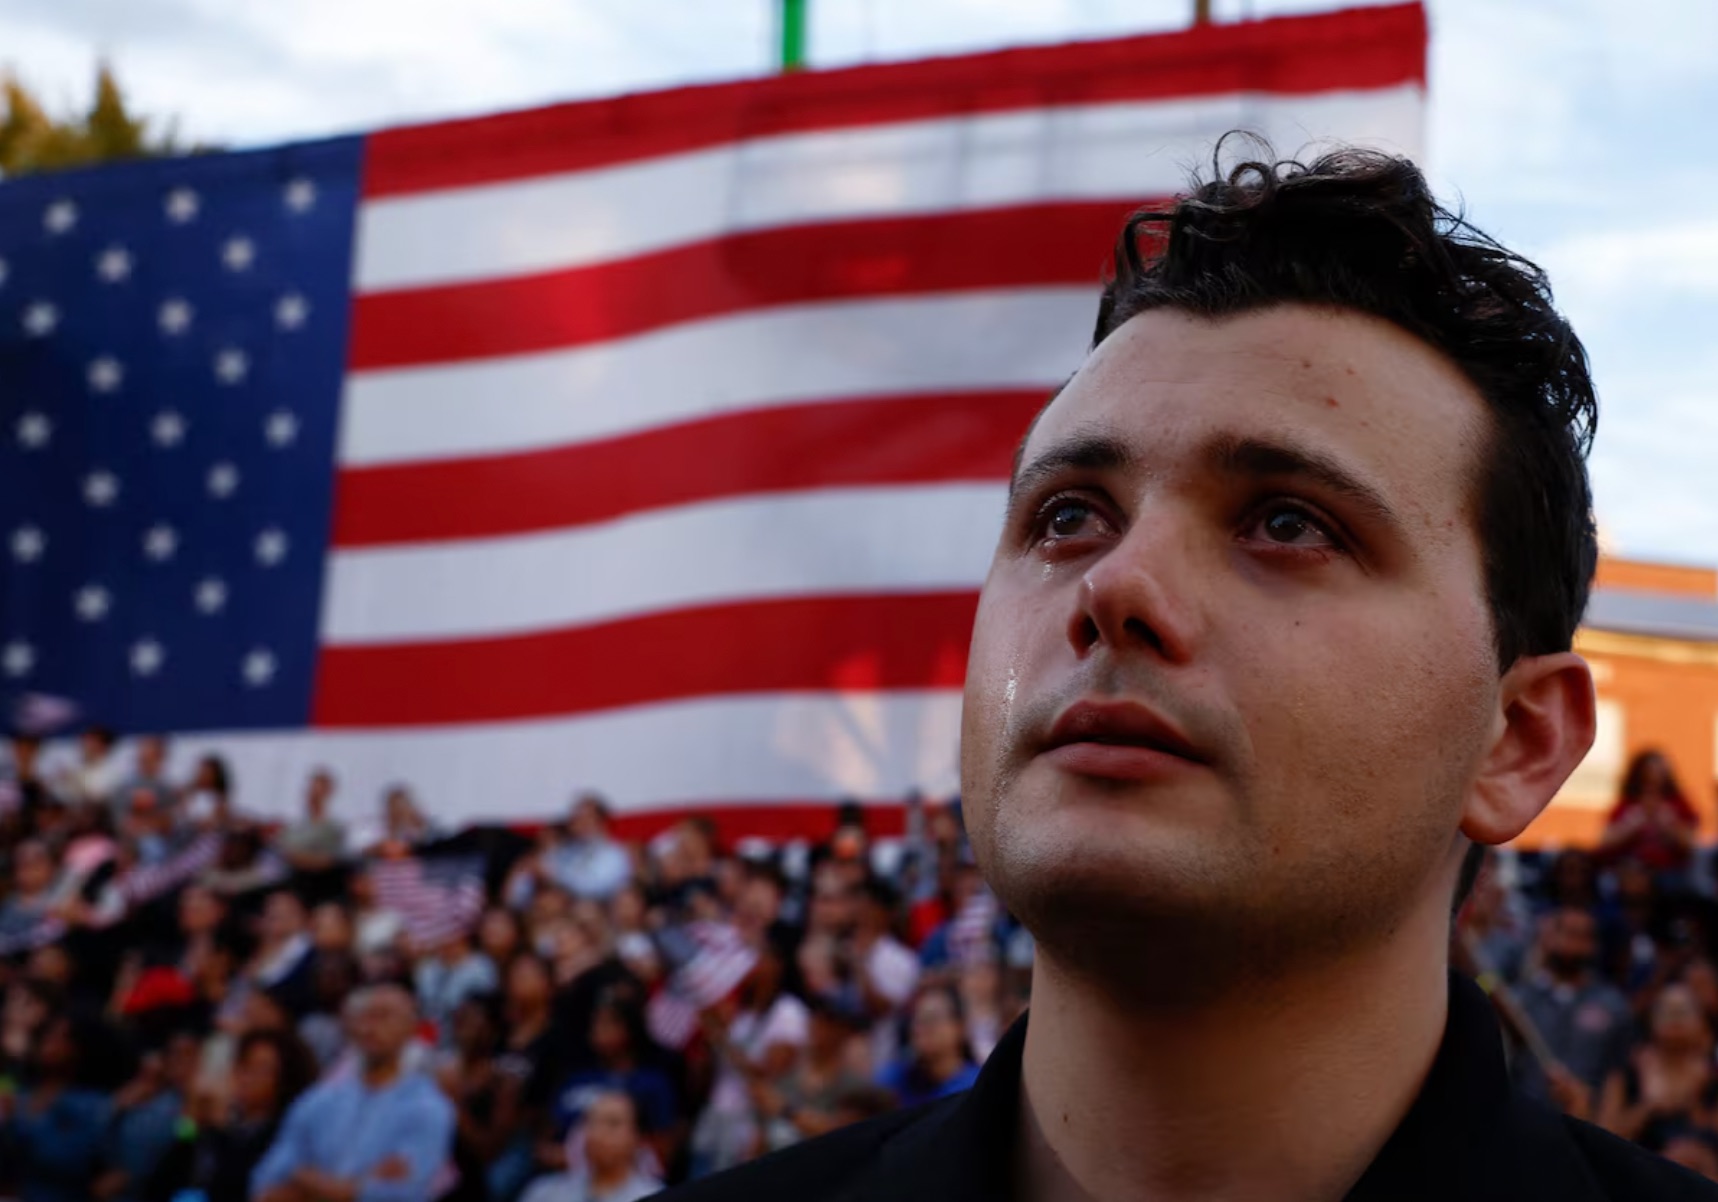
[88,356,124,393]
[1,641,33,679]
[207,462,240,499]
[159,298,193,336]
[222,236,255,272]
[214,348,249,385]
[16,412,51,449]
[194,577,228,614]
[96,246,133,283]
[83,471,120,508]
[242,648,277,687]
[165,187,200,223]
[151,410,187,448]
[284,178,317,212]
[264,410,299,448]
[143,524,179,562]
[74,584,111,622]
[44,199,77,234]
[255,527,289,566]
[22,301,57,337]
[11,526,45,563]
[130,638,166,677]
[275,293,309,330]
[0,257,8,287]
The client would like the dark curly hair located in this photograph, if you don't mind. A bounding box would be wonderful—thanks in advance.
[1095,141,1598,671]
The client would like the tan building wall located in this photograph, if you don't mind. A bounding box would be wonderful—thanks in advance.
[1516,558,1718,849]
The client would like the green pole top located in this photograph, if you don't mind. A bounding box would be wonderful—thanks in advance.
[780,0,808,72]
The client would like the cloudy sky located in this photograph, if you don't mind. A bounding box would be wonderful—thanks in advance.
[11,0,1718,566]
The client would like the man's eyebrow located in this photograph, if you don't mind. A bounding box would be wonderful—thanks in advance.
[1008,431,1136,506]
[1206,433,1402,530]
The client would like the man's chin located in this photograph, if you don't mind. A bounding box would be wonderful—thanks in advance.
[991,771,1228,867]
[988,808,1236,924]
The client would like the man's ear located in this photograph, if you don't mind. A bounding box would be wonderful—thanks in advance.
[1461,651,1596,846]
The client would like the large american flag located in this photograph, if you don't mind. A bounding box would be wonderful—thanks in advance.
[0,5,1425,836]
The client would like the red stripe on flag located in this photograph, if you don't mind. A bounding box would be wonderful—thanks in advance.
[348,202,1137,371]
[331,390,1040,548]
[608,801,914,846]
[363,4,1427,197]
[312,591,980,727]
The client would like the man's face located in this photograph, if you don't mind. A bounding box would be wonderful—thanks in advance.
[311,902,352,951]
[138,737,166,778]
[1544,909,1598,970]
[15,842,54,895]
[807,868,855,935]
[163,1032,203,1092]
[179,886,224,935]
[961,306,1502,985]
[261,892,306,944]
[348,990,416,1062]
[569,798,602,841]
[582,1093,640,1173]
[738,876,783,928]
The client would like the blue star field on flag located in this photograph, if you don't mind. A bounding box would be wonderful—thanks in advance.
[0,138,363,732]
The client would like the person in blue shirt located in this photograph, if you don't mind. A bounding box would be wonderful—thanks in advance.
[507,796,635,908]
[876,985,980,1109]
[252,984,454,1202]
[0,1013,113,1202]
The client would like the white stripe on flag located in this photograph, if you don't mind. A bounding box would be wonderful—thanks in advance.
[322,484,1003,645]
[337,290,1090,467]
[355,87,1425,291]
[177,689,964,825]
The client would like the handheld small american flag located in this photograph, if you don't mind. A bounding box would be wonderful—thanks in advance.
[368,852,488,950]
[0,5,1425,834]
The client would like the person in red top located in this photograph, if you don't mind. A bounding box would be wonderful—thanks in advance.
[1600,751,1699,875]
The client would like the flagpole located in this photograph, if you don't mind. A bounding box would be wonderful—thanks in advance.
[1194,0,1212,24]
[780,0,808,71]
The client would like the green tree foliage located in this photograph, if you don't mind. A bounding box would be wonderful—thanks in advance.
[0,64,198,177]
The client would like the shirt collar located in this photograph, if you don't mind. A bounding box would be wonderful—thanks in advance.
[867,973,1609,1202]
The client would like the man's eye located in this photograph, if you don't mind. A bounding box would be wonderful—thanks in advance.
[1247,504,1337,549]
[1036,497,1107,542]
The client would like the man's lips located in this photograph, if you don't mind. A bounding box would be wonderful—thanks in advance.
[1037,699,1209,782]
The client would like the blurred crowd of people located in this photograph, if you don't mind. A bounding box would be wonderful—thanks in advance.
[1458,749,1718,1183]
[0,729,1027,1202]
[5,728,1718,1199]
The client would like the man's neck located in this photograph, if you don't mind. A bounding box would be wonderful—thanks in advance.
[361,1057,404,1090]
[1017,907,1450,1202]
[589,1160,633,1191]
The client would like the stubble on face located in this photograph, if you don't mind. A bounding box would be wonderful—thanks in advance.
[961,305,1502,1001]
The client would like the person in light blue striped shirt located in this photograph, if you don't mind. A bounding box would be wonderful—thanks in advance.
[252,984,454,1202]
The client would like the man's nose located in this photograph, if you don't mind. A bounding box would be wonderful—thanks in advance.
[1067,508,1205,665]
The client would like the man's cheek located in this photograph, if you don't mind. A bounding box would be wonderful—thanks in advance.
[967,588,1032,703]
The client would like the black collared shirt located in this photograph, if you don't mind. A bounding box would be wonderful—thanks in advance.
[661,973,1718,1201]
